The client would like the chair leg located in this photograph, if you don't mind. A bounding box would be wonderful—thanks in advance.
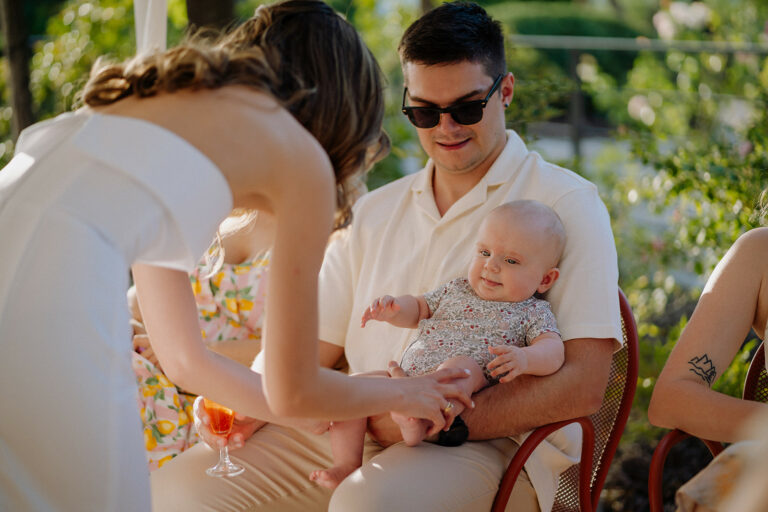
[649,430,690,512]
[648,429,725,512]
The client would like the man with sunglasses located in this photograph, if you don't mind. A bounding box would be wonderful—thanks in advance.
[152,3,621,512]
[321,3,622,512]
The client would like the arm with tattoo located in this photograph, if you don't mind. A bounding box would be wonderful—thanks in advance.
[648,228,768,442]
[688,354,717,386]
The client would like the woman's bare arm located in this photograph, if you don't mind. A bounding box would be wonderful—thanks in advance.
[258,131,471,424]
[128,88,471,426]
[648,228,768,442]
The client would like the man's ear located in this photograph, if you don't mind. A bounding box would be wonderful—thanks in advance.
[501,72,515,106]
[536,267,560,294]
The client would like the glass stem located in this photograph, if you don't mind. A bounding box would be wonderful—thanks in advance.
[220,445,232,466]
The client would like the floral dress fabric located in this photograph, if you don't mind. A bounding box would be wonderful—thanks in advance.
[399,278,560,383]
[132,256,269,470]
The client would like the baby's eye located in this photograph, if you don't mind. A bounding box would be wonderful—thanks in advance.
[480,250,490,257]
[505,258,518,265]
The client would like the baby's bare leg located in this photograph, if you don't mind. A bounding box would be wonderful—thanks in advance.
[309,417,367,489]
[309,370,389,488]
[390,413,430,446]
[391,355,487,446]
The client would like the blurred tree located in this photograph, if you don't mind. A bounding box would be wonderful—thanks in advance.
[0,0,33,140]
[25,0,68,35]
[186,0,235,30]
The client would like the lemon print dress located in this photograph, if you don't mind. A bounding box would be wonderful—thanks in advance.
[0,112,232,511]
[134,256,269,470]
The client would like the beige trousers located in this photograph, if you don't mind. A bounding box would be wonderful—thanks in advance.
[151,423,539,512]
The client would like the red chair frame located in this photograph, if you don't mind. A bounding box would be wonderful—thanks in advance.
[647,341,767,512]
[492,289,639,512]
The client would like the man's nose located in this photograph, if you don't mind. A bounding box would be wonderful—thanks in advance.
[436,112,461,132]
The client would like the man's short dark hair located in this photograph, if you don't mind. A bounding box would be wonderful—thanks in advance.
[398,1,506,79]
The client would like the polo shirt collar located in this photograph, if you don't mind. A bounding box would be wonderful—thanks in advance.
[410,130,530,222]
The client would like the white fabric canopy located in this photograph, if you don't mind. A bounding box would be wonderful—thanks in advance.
[134,0,168,53]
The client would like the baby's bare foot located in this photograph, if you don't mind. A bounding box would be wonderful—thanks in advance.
[391,412,428,446]
[309,464,358,489]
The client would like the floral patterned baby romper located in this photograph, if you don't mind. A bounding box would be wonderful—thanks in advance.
[399,278,559,383]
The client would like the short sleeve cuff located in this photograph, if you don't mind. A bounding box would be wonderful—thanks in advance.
[560,324,623,352]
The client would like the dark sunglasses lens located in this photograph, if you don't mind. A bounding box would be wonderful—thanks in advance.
[408,108,440,128]
[451,103,484,125]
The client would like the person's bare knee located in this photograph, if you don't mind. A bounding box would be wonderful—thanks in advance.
[437,355,487,393]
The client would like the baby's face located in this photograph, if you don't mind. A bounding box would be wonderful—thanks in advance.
[467,214,558,302]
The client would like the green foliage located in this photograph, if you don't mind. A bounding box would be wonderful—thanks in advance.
[580,0,768,453]
[489,2,648,83]
[713,338,760,396]
[504,46,575,139]
[347,0,419,190]
[0,0,188,167]
[235,0,266,19]
[31,0,137,118]
[477,0,572,6]
[586,7,767,287]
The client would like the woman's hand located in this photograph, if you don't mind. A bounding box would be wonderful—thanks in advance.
[193,395,264,450]
[387,361,473,436]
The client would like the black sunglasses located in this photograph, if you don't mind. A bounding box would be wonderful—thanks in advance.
[401,74,504,129]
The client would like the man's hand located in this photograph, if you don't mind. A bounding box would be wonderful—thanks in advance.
[193,395,264,450]
[487,345,528,383]
[361,295,401,327]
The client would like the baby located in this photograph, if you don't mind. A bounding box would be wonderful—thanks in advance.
[310,199,567,489]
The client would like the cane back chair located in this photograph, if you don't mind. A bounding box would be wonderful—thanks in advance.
[492,288,639,512]
[648,340,768,512]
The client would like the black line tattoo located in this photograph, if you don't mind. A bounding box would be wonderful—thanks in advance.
[688,354,717,386]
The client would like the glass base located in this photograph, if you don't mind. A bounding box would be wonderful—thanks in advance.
[206,460,245,478]
[206,446,245,478]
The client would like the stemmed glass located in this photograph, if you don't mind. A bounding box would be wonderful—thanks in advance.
[203,397,245,477]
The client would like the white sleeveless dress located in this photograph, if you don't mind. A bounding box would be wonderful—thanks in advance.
[0,111,232,511]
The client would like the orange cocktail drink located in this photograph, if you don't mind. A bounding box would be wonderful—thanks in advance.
[201,397,244,477]
[203,398,236,435]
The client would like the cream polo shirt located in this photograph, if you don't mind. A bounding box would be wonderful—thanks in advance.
[318,130,622,512]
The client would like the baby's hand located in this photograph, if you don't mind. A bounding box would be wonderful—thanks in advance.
[487,345,528,383]
[361,295,401,327]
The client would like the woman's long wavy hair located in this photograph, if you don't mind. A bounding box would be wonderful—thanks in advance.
[82,0,389,230]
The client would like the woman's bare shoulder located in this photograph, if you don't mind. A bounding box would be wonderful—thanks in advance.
[737,227,768,247]
[175,86,324,163]
[728,228,768,268]
[100,86,331,207]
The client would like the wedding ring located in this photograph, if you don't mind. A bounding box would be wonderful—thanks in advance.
[443,402,454,415]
